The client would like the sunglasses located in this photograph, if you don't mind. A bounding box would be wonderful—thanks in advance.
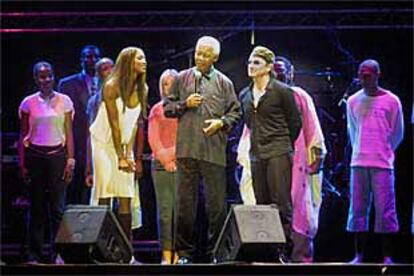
[247,60,266,66]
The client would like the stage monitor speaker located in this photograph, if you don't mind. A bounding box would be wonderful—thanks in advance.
[213,204,285,263]
[55,205,133,264]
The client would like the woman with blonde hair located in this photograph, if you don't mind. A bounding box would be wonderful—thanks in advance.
[89,47,148,250]
[148,69,179,264]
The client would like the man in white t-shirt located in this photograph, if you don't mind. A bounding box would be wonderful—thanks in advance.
[346,59,404,264]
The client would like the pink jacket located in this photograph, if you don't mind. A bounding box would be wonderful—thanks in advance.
[291,86,326,238]
[148,102,178,170]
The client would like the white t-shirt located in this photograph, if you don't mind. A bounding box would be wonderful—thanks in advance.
[347,89,404,169]
[253,87,266,108]
[19,91,74,146]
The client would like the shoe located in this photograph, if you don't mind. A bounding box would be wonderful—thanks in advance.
[176,256,192,265]
[24,260,40,265]
[129,256,142,265]
[211,257,218,264]
[161,259,169,265]
[54,254,65,265]
[161,250,174,265]
[348,254,363,264]
[24,255,41,265]
[383,256,394,265]
[278,253,291,264]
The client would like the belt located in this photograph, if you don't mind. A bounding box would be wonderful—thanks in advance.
[27,143,65,156]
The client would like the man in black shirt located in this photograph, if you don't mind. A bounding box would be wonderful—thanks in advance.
[239,46,302,261]
[164,36,241,263]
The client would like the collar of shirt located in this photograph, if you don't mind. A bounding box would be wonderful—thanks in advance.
[192,66,215,80]
[248,77,276,91]
[37,91,57,103]
[82,70,98,94]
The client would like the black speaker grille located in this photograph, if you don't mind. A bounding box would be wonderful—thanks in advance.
[55,205,132,264]
[214,205,285,263]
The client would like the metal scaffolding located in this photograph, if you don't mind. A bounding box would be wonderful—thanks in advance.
[1,8,413,33]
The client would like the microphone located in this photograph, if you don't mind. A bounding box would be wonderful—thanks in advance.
[194,70,202,79]
[350,78,361,86]
[194,70,202,95]
[337,78,361,107]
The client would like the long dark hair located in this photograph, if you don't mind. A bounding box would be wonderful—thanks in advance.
[107,47,148,118]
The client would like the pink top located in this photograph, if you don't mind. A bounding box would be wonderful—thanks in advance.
[148,101,178,167]
[19,92,74,146]
[347,89,404,169]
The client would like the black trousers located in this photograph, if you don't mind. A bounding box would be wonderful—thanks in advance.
[174,158,227,261]
[66,164,89,204]
[251,153,293,256]
[25,145,67,262]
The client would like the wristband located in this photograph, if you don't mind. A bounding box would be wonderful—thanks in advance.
[66,158,76,169]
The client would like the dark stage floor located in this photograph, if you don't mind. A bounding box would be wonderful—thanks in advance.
[2,239,414,275]
[2,262,413,276]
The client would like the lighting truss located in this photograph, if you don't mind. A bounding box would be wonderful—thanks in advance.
[1,9,413,33]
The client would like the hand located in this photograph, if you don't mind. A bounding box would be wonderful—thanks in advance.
[19,166,31,184]
[203,119,224,136]
[135,159,144,179]
[85,173,94,187]
[118,157,135,173]
[62,163,74,184]
[308,158,323,175]
[186,93,203,108]
[236,155,247,167]
[164,161,177,172]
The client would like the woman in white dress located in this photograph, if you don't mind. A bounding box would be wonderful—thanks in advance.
[89,47,148,244]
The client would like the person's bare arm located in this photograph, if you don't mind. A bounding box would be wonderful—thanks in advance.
[103,81,134,173]
[85,135,93,187]
[63,111,75,184]
[18,112,30,183]
[126,123,138,158]
[134,117,145,178]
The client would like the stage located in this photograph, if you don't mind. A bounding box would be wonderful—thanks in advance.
[1,2,413,275]
[2,240,413,275]
[2,262,413,275]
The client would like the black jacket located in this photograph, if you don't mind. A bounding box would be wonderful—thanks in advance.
[239,78,302,160]
[58,73,90,168]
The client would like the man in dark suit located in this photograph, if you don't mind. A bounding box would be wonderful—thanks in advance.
[58,45,101,204]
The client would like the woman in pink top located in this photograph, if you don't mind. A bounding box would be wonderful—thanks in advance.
[148,69,179,264]
[18,61,75,264]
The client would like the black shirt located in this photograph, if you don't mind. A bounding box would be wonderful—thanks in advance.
[239,78,302,160]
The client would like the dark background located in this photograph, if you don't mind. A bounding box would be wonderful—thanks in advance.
[1,0,413,264]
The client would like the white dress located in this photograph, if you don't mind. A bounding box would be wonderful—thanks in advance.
[89,97,141,202]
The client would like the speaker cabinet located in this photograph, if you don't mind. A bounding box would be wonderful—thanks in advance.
[214,205,285,263]
[55,205,133,264]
